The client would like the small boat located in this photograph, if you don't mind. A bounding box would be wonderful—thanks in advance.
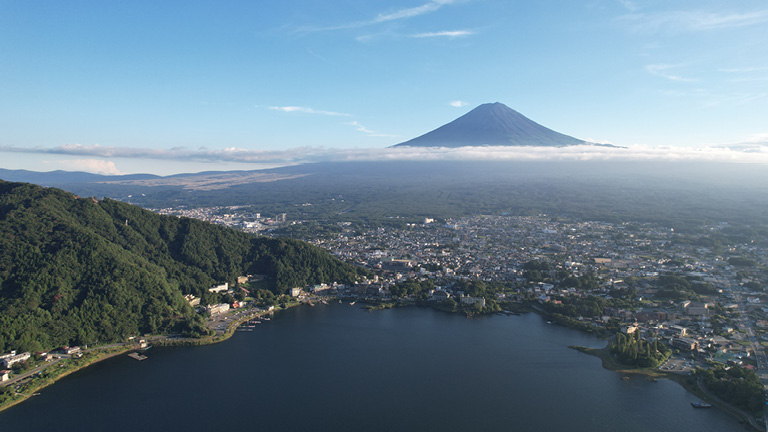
[691,402,712,409]
[647,377,657,382]
[621,376,630,381]
[546,321,553,324]
[349,301,356,305]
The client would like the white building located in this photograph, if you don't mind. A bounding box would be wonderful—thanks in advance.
[207,303,230,316]
[209,283,229,293]
[1,351,31,368]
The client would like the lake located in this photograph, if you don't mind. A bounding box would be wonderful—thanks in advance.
[0,303,746,431]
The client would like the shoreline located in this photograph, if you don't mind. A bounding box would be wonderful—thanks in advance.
[366,299,765,431]
[0,302,300,414]
[0,346,133,413]
[2,298,763,431]
[357,297,765,429]
[569,345,762,432]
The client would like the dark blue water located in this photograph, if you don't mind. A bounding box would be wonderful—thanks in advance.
[0,304,745,431]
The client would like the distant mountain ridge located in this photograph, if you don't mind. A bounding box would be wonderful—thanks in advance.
[394,102,604,148]
[0,168,158,185]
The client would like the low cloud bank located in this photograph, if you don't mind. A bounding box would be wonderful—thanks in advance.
[47,159,124,175]
[2,143,768,165]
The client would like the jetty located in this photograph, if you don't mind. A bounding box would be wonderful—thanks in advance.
[127,352,148,361]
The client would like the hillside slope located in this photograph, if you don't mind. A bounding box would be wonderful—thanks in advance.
[0,180,362,353]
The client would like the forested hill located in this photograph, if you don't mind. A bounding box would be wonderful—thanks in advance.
[0,180,363,353]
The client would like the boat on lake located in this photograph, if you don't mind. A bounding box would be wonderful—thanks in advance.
[691,402,711,408]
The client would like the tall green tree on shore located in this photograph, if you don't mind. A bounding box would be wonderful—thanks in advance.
[610,331,670,368]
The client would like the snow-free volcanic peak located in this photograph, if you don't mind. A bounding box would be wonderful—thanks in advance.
[393,102,593,148]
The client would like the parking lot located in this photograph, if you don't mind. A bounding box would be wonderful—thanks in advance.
[659,356,698,373]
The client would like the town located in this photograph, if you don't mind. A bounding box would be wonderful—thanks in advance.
[313,215,766,372]
[4,207,766,423]
[144,206,768,416]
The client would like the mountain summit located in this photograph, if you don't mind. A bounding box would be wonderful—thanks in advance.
[393,102,590,148]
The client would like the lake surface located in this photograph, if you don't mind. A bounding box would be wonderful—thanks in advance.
[0,304,746,431]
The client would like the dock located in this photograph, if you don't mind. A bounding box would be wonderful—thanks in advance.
[127,352,148,361]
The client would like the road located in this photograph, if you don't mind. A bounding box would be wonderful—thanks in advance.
[732,291,768,432]
[1,358,61,387]
[697,377,763,432]
[1,343,131,389]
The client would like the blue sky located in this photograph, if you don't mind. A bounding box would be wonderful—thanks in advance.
[1,0,767,175]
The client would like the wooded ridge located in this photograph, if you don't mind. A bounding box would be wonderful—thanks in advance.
[0,180,363,353]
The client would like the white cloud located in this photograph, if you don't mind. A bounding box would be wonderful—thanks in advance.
[621,9,768,33]
[744,132,768,143]
[719,66,768,84]
[645,64,694,82]
[348,121,376,134]
[720,66,768,73]
[269,106,351,116]
[374,0,455,23]
[346,121,398,138]
[5,143,768,166]
[295,0,457,33]
[449,100,467,107]
[584,138,614,145]
[702,92,767,107]
[684,10,768,30]
[50,159,123,175]
[412,30,474,38]
[619,0,638,12]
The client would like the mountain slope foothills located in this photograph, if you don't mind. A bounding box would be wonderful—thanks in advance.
[0,181,363,353]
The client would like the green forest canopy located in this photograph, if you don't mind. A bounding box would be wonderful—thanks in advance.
[0,180,365,353]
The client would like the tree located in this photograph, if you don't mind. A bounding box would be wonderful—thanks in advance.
[0,180,366,352]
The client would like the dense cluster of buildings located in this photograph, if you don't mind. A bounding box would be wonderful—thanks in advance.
[303,215,767,372]
[1,346,84,383]
[142,205,767,379]
[152,205,285,233]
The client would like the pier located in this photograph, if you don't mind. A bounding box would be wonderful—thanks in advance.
[127,353,147,361]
